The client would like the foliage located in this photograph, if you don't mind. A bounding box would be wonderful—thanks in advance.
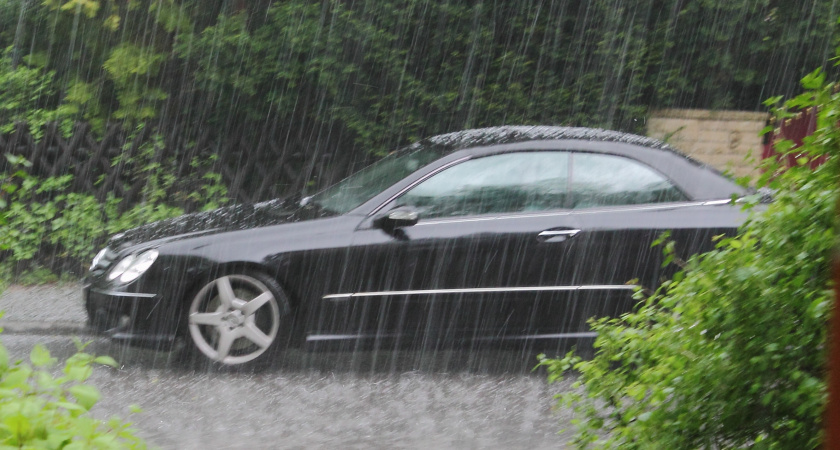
[0,329,148,449]
[0,144,227,276]
[12,265,63,286]
[0,51,70,137]
[0,1,836,145]
[537,70,837,448]
[173,0,837,148]
[102,43,168,122]
[648,0,839,109]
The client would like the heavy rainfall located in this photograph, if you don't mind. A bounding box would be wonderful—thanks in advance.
[0,1,837,449]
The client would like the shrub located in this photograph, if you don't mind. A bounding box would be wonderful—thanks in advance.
[0,326,148,448]
[537,69,837,448]
[0,147,227,277]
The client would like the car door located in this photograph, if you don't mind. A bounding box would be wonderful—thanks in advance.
[315,150,590,349]
[535,152,746,338]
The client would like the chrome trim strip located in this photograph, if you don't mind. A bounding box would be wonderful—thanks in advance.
[306,334,370,342]
[306,332,598,342]
[90,288,157,299]
[480,332,598,341]
[577,285,636,290]
[323,284,635,299]
[701,198,734,206]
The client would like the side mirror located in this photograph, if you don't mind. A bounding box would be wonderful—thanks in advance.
[375,207,419,232]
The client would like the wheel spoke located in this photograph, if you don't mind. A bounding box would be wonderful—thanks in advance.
[189,311,224,326]
[242,292,274,316]
[215,276,236,308]
[241,322,273,348]
[215,328,238,360]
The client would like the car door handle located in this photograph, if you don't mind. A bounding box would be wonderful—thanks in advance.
[537,229,581,242]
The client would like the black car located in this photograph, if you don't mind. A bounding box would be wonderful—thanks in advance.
[84,126,749,368]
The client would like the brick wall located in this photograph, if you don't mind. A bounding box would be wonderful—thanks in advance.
[646,109,768,178]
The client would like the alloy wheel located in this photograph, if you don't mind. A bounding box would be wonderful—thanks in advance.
[188,274,281,365]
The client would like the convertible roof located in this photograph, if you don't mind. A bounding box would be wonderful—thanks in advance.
[413,125,672,152]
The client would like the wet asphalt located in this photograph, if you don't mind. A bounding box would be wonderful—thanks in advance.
[0,284,575,449]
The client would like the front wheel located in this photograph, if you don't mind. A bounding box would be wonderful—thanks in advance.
[185,272,290,368]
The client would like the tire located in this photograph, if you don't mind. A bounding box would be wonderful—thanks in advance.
[183,271,290,370]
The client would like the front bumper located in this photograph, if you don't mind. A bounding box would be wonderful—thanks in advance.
[84,284,181,350]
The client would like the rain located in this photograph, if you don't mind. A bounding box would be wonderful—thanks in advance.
[0,1,837,448]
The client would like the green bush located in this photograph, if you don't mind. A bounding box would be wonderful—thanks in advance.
[537,70,836,448]
[2,1,836,147]
[0,148,228,278]
[0,326,147,448]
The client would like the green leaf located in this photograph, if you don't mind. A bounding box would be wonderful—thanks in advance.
[0,345,7,371]
[1,367,33,389]
[759,125,775,137]
[93,355,118,368]
[29,344,55,368]
[801,68,825,90]
[761,392,774,406]
[64,364,93,382]
[763,96,784,106]
[68,384,101,411]
[36,371,59,390]
[55,401,88,413]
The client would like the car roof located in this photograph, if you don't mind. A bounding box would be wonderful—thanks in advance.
[414,125,673,153]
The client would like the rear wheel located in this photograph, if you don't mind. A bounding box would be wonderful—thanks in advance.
[185,272,289,368]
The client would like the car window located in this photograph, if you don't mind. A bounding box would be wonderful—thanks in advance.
[310,147,445,214]
[396,151,570,219]
[571,153,686,209]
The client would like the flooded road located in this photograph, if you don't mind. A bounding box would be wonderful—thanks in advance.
[1,285,574,449]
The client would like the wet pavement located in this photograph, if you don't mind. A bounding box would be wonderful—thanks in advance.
[0,283,86,332]
[1,284,574,449]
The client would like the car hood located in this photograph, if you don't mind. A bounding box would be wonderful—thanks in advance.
[108,199,329,250]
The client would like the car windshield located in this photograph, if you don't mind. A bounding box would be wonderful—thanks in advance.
[308,147,446,214]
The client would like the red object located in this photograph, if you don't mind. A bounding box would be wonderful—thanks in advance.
[762,108,827,169]
[830,255,840,449]
[764,107,837,448]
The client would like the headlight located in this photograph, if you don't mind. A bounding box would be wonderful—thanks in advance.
[90,248,108,271]
[107,249,159,284]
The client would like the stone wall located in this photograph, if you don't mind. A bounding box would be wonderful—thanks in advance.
[646,109,768,178]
